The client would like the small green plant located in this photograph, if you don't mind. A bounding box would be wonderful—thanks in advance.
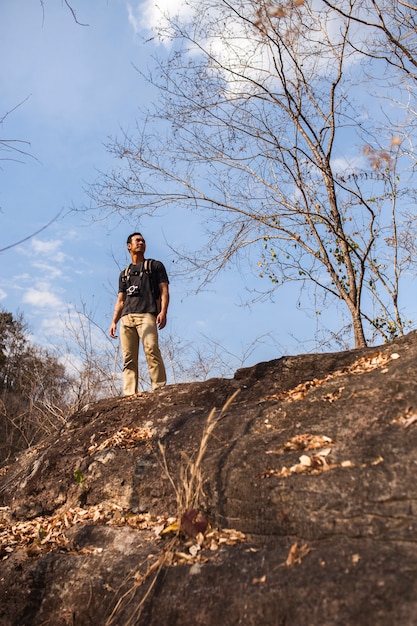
[73,468,84,487]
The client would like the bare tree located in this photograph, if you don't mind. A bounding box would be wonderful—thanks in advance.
[37,0,89,26]
[90,0,417,348]
[56,304,123,407]
[0,98,34,168]
[57,302,271,400]
[161,330,277,383]
[321,0,417,81]
[0,310,73,463]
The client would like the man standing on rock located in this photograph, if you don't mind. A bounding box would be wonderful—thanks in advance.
[109,232,170,395]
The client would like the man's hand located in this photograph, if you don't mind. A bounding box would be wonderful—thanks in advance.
[110,293,125,338]
[156,312,167,330]
[157,283,169,330]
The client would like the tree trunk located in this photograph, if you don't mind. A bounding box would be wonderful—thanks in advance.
[352,313,368,348]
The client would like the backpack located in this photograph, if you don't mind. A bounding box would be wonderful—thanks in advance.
[123,259,161,313]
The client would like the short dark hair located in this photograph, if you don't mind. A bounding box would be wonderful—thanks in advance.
[126,232,144,244]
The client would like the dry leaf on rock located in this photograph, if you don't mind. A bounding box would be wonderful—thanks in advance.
[0,504,169,558]
[393,411,417,429]
[261,446,362,478]
[252,575,267,584]
[88,426,155,453]
[323,387,344,402]
[263,351,397,404]
[285,542,310,567]
[189,544,200,557]
[180,509,209,538]
[370,456,384,465]
[267,433,334,455]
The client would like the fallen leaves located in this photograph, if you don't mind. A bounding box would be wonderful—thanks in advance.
[0,501,246,568]
[266,433,334,454]
[261,434,384,478]
[166,527,246,567]
[157,512,246,566]
[393,410,417,429]
[263,351,400,403]
[347,352,395,374]
[88,426,155,454]
[262,449,335,478]
[0,503,165,559]
[262,433,337,477]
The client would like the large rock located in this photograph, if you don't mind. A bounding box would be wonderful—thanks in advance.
[1,332,417,625]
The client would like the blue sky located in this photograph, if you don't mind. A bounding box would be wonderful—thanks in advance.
[0,0,315,380]
[0,1,371,385]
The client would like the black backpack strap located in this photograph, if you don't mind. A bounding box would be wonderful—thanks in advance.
[144,259,161,313]
[121,264,131,283]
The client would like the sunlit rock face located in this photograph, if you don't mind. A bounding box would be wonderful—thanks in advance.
[1,332,417,625]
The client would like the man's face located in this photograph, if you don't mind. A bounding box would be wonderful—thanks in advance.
[128,235,146,253]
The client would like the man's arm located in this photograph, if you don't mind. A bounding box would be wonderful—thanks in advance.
[109,292,126,338]
[156,282,169,330]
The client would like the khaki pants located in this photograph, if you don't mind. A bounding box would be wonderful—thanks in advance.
[120,313,166,394]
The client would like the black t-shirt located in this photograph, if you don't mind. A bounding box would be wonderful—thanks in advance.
[119,260,169,316]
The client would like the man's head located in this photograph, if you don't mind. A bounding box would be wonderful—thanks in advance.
[127,233,146,257]
[126,232,144,245]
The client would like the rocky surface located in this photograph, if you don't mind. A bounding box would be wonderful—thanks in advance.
[1,332,417,625]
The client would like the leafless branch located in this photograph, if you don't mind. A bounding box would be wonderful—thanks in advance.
[0,208,65,253]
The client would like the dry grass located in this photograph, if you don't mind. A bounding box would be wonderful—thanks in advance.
[105,538,176,626]
[158,389,240,515]
[105,390,240,625]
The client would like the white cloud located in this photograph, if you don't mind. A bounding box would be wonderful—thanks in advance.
[39,315,69,340]
[31,238,65,259]
[129,0,365,91]
[19,239,68,273]
[0,288,7,301]
[127,0,192,40]
[23,288,63,309]
[31,261,63,278]
[331,154,365,176]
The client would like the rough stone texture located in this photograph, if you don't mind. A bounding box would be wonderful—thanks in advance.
[1,331,417,625]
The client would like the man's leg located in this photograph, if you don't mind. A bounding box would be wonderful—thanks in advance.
[141,314,167,390]
[120,315,140,395]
